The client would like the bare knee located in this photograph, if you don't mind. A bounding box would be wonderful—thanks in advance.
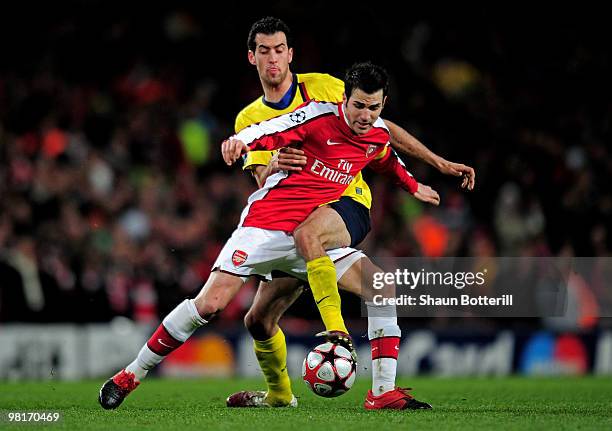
[244,309,277,340]
[193,297,225,321]
[294,224,320,260]
[293,226,308,257]
[192,271,244,320]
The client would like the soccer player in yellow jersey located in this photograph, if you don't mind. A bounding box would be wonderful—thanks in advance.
[227,17,475,407]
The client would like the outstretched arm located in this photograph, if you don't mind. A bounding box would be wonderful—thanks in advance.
[221,119,308,167]
[369,146,440,206]
[225,101,330,172]
[384,119,475,190]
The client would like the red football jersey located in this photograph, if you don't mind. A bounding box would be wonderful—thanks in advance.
[233,100,416,232]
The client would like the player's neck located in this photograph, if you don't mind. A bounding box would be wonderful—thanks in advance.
[262,72,294,103]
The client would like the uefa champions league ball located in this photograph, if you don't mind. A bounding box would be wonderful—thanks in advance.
[302,342,356,397]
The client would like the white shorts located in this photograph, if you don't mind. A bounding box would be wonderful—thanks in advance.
[212,226,364,282]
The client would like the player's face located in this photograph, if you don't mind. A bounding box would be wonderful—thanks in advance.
[248,32,293,87]
[344,89,386,135]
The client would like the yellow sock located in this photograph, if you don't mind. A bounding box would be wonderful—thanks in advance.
[253,328,293,406]
[306,256,348,333]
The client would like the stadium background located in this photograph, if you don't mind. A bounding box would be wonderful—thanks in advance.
[1,2,611,381]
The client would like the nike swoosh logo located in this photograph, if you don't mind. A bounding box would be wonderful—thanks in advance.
[366,400,375,406]
[316,295,331,305]
[158,339,173,348]
[326,139,343,146]
[371,347,379,351]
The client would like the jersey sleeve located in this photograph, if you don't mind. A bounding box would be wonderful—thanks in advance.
[234,117,244,134]
[244,126,307,152]
[368,146,419,194]
[234,110,252,134]
[234,101,334,152]
[235,111,276,170]
[242,150,276,170]
[234,114,306,152]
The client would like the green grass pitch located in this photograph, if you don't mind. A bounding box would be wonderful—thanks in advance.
[1,377,611,430]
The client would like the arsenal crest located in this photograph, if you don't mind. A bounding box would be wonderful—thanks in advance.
[366,144,378,157]
[232,250,248,266]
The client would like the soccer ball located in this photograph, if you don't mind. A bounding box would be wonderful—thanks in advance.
[302,342,356,397]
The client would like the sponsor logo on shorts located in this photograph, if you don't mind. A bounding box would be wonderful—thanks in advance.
[232,250,248,266]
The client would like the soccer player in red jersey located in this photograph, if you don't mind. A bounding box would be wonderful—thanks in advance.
[98,62,437,411]
[225,17,474,409]
[222,63,437,345]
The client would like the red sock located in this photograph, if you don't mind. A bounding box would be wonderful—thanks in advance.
[146,324,183,356]
[370,336,400,396]
[370,336,400,360]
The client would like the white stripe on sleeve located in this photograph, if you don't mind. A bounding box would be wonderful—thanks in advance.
[233,101,338,145]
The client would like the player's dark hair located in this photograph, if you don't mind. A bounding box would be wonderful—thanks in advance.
[344,62,389,99]
[247,17,293,52]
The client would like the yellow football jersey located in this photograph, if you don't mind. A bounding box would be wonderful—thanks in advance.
[235,73,373,209]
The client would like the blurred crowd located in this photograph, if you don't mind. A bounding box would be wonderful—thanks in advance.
[0,4,610,327]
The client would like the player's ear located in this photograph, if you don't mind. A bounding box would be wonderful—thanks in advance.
[288,47,293,64]
[342,93,347,104]
[381,95,387,108]
[248,50,256,66]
